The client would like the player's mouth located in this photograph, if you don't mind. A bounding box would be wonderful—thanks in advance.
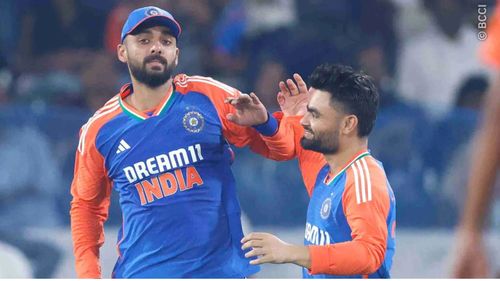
[147,60,165,68]
[144,56,167,67]
[303,130,314,139]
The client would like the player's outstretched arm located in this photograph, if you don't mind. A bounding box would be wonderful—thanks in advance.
[70,131,112,278]
[224,91,296,161]
[452,73,500,278]
[277,74,326,195]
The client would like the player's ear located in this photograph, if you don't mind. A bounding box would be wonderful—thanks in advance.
[174,47,180,66]
[117,43,127,63]
[342,115,358,136]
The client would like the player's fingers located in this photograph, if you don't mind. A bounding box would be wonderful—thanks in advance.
[226,95,251,106]
[241,232,265,243]
[226,113,238,123]
[277,92,285,106]
[249,254,270,265]
[241,239,264,250]
[293,73,308,93]
[286,79,299,96]
[244,248,265,258]
[279,81,291,96]
[249,92,260,105]
[236,94,252,105]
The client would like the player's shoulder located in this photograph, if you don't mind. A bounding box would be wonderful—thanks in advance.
[480,4,500,68]
[344,155,389,204]
[174,74,240,98]
[77,94,122,154]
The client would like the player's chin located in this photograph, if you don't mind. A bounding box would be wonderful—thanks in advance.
[300,137,317,151]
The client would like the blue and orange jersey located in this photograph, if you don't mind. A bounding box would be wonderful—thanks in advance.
[280,115,396,278]
[69,74,294,278]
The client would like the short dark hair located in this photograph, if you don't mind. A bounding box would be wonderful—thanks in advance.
[308,63,379,137]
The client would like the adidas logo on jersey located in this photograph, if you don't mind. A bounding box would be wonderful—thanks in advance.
[116,139,131,154]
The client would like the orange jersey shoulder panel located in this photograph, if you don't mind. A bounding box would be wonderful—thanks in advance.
[174,74,295,160]
[174,74,245,145]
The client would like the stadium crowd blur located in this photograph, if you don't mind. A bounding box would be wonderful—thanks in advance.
[0,0,498,277]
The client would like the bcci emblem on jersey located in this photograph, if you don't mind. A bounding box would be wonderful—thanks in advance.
[183,111,204,133]
[320,197,332,219]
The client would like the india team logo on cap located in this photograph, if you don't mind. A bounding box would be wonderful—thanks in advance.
[121,6,182,42]
[146,7,160,16]
[320,197,332,220]
[183,111,204,133]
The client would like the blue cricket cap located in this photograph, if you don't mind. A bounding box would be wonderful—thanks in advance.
[121,6,182,43]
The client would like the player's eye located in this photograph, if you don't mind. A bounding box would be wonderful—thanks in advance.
[139,38,150,44]
[162,39,172,46]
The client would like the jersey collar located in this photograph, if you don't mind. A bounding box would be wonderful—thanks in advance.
[324,150,370,185]
[118,83,176,121]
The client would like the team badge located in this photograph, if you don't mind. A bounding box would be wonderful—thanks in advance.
[320,198,332,219]
[146,8,160,16]
[183,111,204,133]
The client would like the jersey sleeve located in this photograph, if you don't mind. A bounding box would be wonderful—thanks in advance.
[70,127,112,278]
[308,158,390,276]
[480,4,500,68]
[281,115,326,196]
[175,75,295,161]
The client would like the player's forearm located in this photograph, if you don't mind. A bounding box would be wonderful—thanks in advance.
[462,132,498,231]
[308,240,385,276]
[284,244,311,269]
[461,77,500,232]
[250,112,297,160]
[70,199,106,278]
[74,246,102,278]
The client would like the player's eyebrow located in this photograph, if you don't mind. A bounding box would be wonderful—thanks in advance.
[306,105,320,116]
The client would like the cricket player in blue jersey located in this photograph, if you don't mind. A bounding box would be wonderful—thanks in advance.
[242,64,396,278]
[70,6,294,278]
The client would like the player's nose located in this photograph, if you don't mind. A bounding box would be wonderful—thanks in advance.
[300,113,310,127]
[150,40,163,55]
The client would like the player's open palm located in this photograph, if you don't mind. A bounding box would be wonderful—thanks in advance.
[241,232,291,265]
[277,73,310,116]
[226,93,268,126]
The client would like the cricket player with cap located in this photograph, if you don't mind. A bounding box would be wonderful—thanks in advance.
[70,6,294,278]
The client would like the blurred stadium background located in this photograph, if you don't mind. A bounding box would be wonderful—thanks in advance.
[0,0,499,278]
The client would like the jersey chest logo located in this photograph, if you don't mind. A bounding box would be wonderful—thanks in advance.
[320,197,332,219]
[183,111,204,133]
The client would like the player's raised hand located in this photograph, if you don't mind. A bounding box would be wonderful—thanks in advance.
[277,73,310,116]
[225,92,268,126]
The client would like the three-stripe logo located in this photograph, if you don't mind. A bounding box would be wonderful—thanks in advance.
[116,139,131,154]
[351,158,372,204]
